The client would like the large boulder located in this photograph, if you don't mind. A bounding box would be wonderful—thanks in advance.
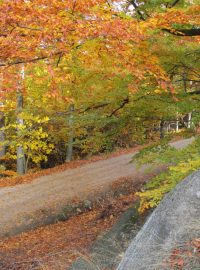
[117,170,200,270]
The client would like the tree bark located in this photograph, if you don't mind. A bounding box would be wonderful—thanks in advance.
[16,66,25,175]
[160,120,165,139]
[0,113,5,158]
[176,113,179,132]
[16,92,25,175]
[164,28,200,36]
[187,112,192,129]
[66,104,75,162]
[0,74,5,159]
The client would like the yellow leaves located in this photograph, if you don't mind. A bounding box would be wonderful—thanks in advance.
[169,158,200,174]
[154,87,168,94]
[18,113,50,124]
[5,153,17,160]
[43,116,49,122]
[137,155,200,214]
[154,89,162,94]
[136,188,165,213]
[3,112,54,168]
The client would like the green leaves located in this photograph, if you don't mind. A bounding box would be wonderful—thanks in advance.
[136,137,200,213]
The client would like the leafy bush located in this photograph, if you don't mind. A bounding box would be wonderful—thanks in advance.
[135,137,200,213]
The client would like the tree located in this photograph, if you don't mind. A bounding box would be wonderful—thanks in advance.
[0,0,199,173]
[2,113,54,173]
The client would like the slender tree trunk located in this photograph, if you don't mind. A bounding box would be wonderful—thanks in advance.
[16,92,25,175]
[66,104,75,162]
[25,155,29,174]
[167,123,170,132]
[16,65,25,175]
[0,113,5,158]
[176,112,179,132]
[187,112,192,129]
[160,120,165,139]
[0,75,5,159]
[183,67,187,93]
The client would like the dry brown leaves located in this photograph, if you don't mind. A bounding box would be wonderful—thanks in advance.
[0,192,137,270]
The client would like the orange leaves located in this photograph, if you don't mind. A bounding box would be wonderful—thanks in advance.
[0,0,198,97]
[0,0,145,67]
[150,5,200,33]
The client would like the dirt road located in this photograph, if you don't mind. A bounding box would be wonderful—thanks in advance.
[0,137,194,238]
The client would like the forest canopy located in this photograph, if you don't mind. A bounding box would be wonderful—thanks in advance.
[0,0,199,175]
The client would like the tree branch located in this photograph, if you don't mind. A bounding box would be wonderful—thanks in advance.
[128,0,199,36]
[56,102,110,116]
[109,97,129,117]
[164,28,200,36]
[0,52,63,67]
[170,0,181,8]
[129,1,145,21]
[82,103,110,113]
[187,90,200,95]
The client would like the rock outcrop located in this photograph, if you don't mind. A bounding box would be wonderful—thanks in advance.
[117,170,200,270]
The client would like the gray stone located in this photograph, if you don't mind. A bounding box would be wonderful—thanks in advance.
[84,200,92,210]
[70,258,96,270]
[117,170,200,270]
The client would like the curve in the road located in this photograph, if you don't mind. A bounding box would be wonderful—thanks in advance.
[0,137,194,238]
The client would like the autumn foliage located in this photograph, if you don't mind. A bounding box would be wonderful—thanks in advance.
[0,0,199,173]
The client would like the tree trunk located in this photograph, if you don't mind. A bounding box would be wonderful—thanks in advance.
[160,120,165,139]
[66,104,75,162]
[0,113,5,158]
[16,92,25,175]
[183,68,187,93]
[176,112,179,132]
[187,112,192,129]
[0,74,5,159]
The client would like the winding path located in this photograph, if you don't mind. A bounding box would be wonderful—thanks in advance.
[0,137,194,238]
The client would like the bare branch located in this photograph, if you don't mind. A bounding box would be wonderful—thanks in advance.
[129,1,145,21]
[109,97,129,117]
[170,0,181,8]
